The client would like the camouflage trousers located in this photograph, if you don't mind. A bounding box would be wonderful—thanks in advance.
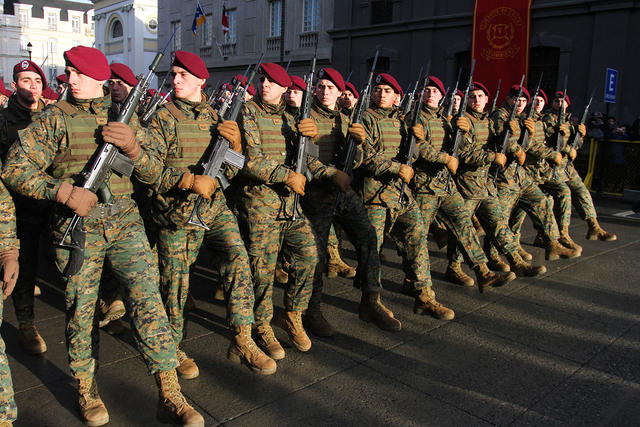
[566,165,597,220]
[303,189,382,306]
[237,210,317,324]
[512,178,572,239]
[157,201,255,346]
[0,298,17,423]
[414,190,488,267]
[11,218,46,325]
[366,200,431,291]
[53,201,178,379]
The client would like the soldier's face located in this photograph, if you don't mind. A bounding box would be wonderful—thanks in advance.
[107,79,132,103]
[56,83,66,95]
[423,86,442,109]
[469,90,488,113]
[453,94,461,112]
[339,90,357,109]
[0,94,7,105]
[285,88,303,108]
[509,96,527,114]
[65,66,106,99]
[171,66,205,102]
[534,96,545,113]
[11,71,43,105]
[315,79,340,109]
[259,76,287,105]
[372,85,396,109]
[552,98,567,111]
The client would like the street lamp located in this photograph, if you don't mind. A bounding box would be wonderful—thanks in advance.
[26,42,32,60]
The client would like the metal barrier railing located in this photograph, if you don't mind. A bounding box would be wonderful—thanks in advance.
[581,137,640,195]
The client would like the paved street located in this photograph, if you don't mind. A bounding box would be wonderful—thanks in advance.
[4,199,640,426]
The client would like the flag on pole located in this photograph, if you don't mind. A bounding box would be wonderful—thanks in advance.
[221,6,229,38]
[192,1,206,35]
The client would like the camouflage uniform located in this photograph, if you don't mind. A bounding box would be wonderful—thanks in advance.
[235,97,318,324]
[0,94,49,327]
[0,173,18,424]
[145,96,254,346]
[1,92,179,379]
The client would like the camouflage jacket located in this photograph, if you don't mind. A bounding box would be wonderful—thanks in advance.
[519,111,558,183]
[541,109,574,181]
[0,159,18,252]
[488,102,524,190]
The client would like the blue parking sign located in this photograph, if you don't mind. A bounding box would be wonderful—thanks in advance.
[604,68,618,103]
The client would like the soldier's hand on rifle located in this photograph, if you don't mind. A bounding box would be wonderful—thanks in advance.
[178,171,217,200]
[332,170,351,193]
[514,148,526,166]
[398,164,414,184]
[218,120,242,153]
[0,248,19,300]
[524,118,536,136]
[297,118,319,139]
[446,115,453,122]
[411,124,425,141]
[445,154,459,175]
[552,151,563,166]
[569,148,577,161]
[578,123,586,137]
[102,122,141,160]
[559,123,570,136]
[348,123,366,144]
[508,119,520,135]
[455,117,470,133]
[493,152,507,168]
[56,182,98,217]
[285,170,306,196]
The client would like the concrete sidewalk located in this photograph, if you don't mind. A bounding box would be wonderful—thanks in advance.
[5,202,640,426]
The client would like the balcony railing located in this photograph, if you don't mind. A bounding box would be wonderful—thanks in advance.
[299,32,318,48]
[267,37,281,52]
[221,43,236,57]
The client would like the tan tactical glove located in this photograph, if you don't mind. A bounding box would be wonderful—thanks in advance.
[508,119,519,135]
[456,117,470,133]
[285,170,306,196]
[297,118,319,139]
[493,152,507,168]
[56,181,98,217]
[552,151,563,166]
[411,124,425,141]
[514,149,526,166]
[559,123,570,136]
[218,120,242,153]
[398,164,414,184]
[102,122,141,160]
[569,148,577,161]
[178,171,217,200]
[578,123,586,137]
[445,154,459,175]
[348,123,367,145]
[332,170,351,193]
[0,248,19,299]
[524,118,535,136]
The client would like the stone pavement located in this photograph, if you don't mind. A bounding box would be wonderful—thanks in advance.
[4,199,640,426]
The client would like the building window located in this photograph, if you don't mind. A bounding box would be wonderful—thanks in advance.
[201,14,212,47]
[110,19,123,39]
[47,13,57,31]
[48,38,57,55]
[269,0,282,38]
[20,37,29,51]
[171,21,182,51]
[371,0,392,25]
[72,16,81,33]
[19,10,29,28]
[147,17,158,33]
[302,0,319,33]
[225,9,237,44]
[49,68,57,83]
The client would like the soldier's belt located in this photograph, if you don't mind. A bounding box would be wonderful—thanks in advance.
[86,198,134,220]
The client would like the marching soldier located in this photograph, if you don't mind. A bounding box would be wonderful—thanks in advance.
[108,62,138,114]
[339,81,359,116]
[1,46,203,426]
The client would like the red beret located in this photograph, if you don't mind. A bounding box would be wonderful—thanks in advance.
[426,76,445,96]
[42,86,59,100]
[374,73,401,94]
[344,81,359,99]
[317,68,345,92]
[470,81,490,98]
[64,46,110,81]
[232,74,256,96]
[454,89,464,98]
[56,74,67,84]
[259,62,291,88]
[507,84,530,101]
[536,89,548,104]
[110,63,138,87]
[219,83,233,92]
[554,91,570,106]
[289,75,306,91]
[172,50,209,79]
[0,80,12,97]
[13,60,47,88]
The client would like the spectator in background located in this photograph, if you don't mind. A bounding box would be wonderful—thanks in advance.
[631,116,640,139]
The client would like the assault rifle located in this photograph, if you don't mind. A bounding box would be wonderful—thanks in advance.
[401,68,423,117]
[489,79,501,116]
[333,50,379,214]
[493,74,525,183]
[398,62,430,205]
[567,86,596,159]
[552,75,569,180]
[445,67,463,118]
[141,70,171,120]
[187,55,263,229]
[514,73,543,179]
[444,59,476,194]
[439,86,450,108]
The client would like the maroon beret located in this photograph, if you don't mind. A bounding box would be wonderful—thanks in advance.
[0,80,12,97]
[13,60,47,88]
[219,82,233,92]
[455,89,464,98]
[232,74,256,96]
[172,50,209,79]
[289,75,306,91]
[554,91,570,106]
[64,46,110,81]
[42,86,59,100]
[110,63,138,87]
[344,81,359,99]
[259,62,291,88]
[470,81,490,98]
[374,73,401,94]
[56,74,67,84]
[536,89,548,104]
[426,76,445,96]
[507,84,530,101]
[317,68,345,92]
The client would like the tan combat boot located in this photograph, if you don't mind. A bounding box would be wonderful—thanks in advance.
[506,252,547,277]
[213,281,225,301]
[326,244,356,279]
[18,322,47,355]
[77,377,109,427]
[303,302,335,337]
[275,311,312,352]
[473,263,516,293]
[414,287,455,320]
[487,252,511,272]
[255,323,285,360]
[472,215,485,237]
[431,224,449,249]
[445,262,474,287]
[176,349,199,380]
[545,239,581,261]
[184,292,197,311]
[0,421,13,427]
[533,231,546,248]
[586,218,617,241]
[155,369,204,427]
[274,265,290,284]
[98,298,126,328]
[516,243,534,261]
[227,325,277,375]
[358,292,402,332]
[559,227,583,253]
[34,284,42,296]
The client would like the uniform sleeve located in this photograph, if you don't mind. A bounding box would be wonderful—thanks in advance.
[457,119,495,167]
[415,114,448,164]
[130,113,162,184]
[0,170,19,252]
[360,112,401,177]
[490,109,521,154]
[1,108,67,201]
[144,109,186,193]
